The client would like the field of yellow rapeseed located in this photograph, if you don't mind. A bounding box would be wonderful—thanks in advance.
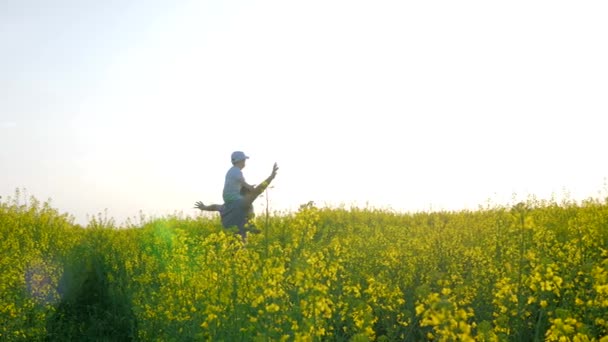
[1,189,607,341]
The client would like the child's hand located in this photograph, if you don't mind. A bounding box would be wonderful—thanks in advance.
[271,162,279,178]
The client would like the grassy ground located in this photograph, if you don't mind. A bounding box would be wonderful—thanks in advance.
[1,190,607,341]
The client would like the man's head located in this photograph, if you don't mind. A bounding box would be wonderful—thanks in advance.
[231,151,249,168]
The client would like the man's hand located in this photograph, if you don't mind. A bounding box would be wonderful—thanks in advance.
[194,201,206,210]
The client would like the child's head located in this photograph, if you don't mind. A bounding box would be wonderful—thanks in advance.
[231,151,249,168]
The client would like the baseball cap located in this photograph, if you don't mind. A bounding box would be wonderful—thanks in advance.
[231,151,249,163]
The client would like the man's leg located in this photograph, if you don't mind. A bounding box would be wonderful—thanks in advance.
[221,201,245,228]
[242,206,260,234]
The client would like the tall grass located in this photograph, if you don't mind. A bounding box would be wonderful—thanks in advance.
[1,189,607,341]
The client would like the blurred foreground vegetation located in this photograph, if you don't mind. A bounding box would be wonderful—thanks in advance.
[1,189,607,341]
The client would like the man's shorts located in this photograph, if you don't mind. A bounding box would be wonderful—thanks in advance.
[220,198,248,232]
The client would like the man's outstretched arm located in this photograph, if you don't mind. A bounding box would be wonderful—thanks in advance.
[194,201,222,212]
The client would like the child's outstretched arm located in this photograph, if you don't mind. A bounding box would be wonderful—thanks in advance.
[243,163,279,206]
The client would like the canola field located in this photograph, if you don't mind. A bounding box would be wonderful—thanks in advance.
[1,190,607,341]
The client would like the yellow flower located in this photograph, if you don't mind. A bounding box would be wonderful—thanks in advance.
[415,304,425,316]
[266,303,280,313]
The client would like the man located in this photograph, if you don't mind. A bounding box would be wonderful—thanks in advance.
[194,187,256,230]
[195,151,278,240]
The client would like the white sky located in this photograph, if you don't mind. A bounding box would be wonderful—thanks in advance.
[1,0,607,225]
